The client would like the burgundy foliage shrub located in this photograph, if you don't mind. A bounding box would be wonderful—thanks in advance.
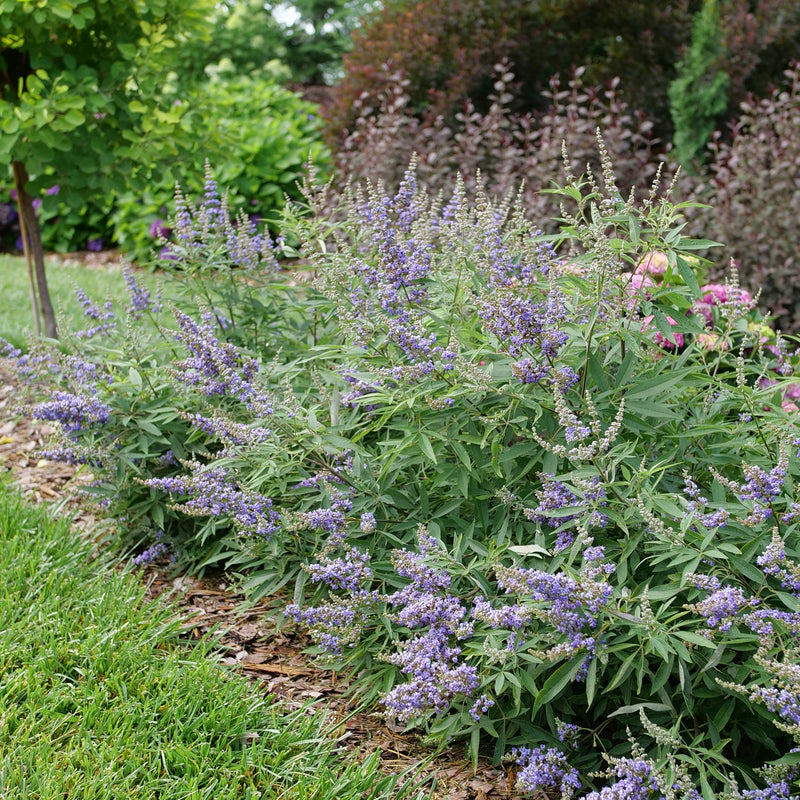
[335,64,674,233]
[688,62,800,332]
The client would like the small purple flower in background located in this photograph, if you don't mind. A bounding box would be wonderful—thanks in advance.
[468,693,494,722]
[757,530,800,596]
[149,218,171,240]
[132,532,174,566]
[556,719,580,747]
[86,237,103,252]
[158,246,177,261]
[44,185,59,196]
[741,778,795,800]
[73,285,115,339]
[123,266,162,318]
[32,198,42,211]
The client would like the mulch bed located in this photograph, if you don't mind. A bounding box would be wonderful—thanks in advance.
[0,356,521,800]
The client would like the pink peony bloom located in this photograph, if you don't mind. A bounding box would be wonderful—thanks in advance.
[635,251,669,277]
[696,332,728,351]
[641,314,684,350]
[700,283,754,307]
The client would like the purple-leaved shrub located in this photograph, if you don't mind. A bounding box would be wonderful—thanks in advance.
[686,62,800,333]
[334,63,674,233]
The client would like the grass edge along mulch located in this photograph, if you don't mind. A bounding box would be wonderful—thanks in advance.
[0,481,431,800]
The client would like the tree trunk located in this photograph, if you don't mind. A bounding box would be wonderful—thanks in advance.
[12,160,57,340]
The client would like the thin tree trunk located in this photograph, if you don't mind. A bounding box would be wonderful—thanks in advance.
[12,160,57,339]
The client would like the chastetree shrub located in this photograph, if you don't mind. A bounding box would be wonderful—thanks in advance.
[0,171,324,563]
[6,153,800,798]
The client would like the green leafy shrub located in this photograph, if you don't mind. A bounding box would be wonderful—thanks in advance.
[0,170,113,253]
[8,157,800,798]
[669,0,729,170]
[113,76,330,261]
[171,0,375,89]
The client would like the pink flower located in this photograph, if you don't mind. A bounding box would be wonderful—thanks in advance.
[635,251,669,277]
[700,283,754,307]
[691,300,715,328]
[696,332,728,351]
[782,401,798,413]
[641,314,684,350]
[622,273,654,310]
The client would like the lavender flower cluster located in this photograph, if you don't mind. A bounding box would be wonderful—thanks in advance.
[513,745,581,798]
[167,162,281,272]
[757,531,800,596]
[32,390,111,434]
[523,474,608,551]
[380,528,479,723]
[73,285,116,339]
[123,267,162,318]
[146,463,279,539]
[494,545,615,678]
[171,308,272,413]
[286,493,378,653]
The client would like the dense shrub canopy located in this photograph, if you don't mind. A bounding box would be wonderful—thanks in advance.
[6,160,800,798]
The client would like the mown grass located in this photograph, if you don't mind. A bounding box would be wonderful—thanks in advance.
[0,482,428,799]
[0,254,165,351]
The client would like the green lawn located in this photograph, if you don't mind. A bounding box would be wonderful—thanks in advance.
[0,254,165,351]
[0,482,427,799]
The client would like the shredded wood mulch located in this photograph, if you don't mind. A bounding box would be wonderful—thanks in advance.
[0,356,522,799]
